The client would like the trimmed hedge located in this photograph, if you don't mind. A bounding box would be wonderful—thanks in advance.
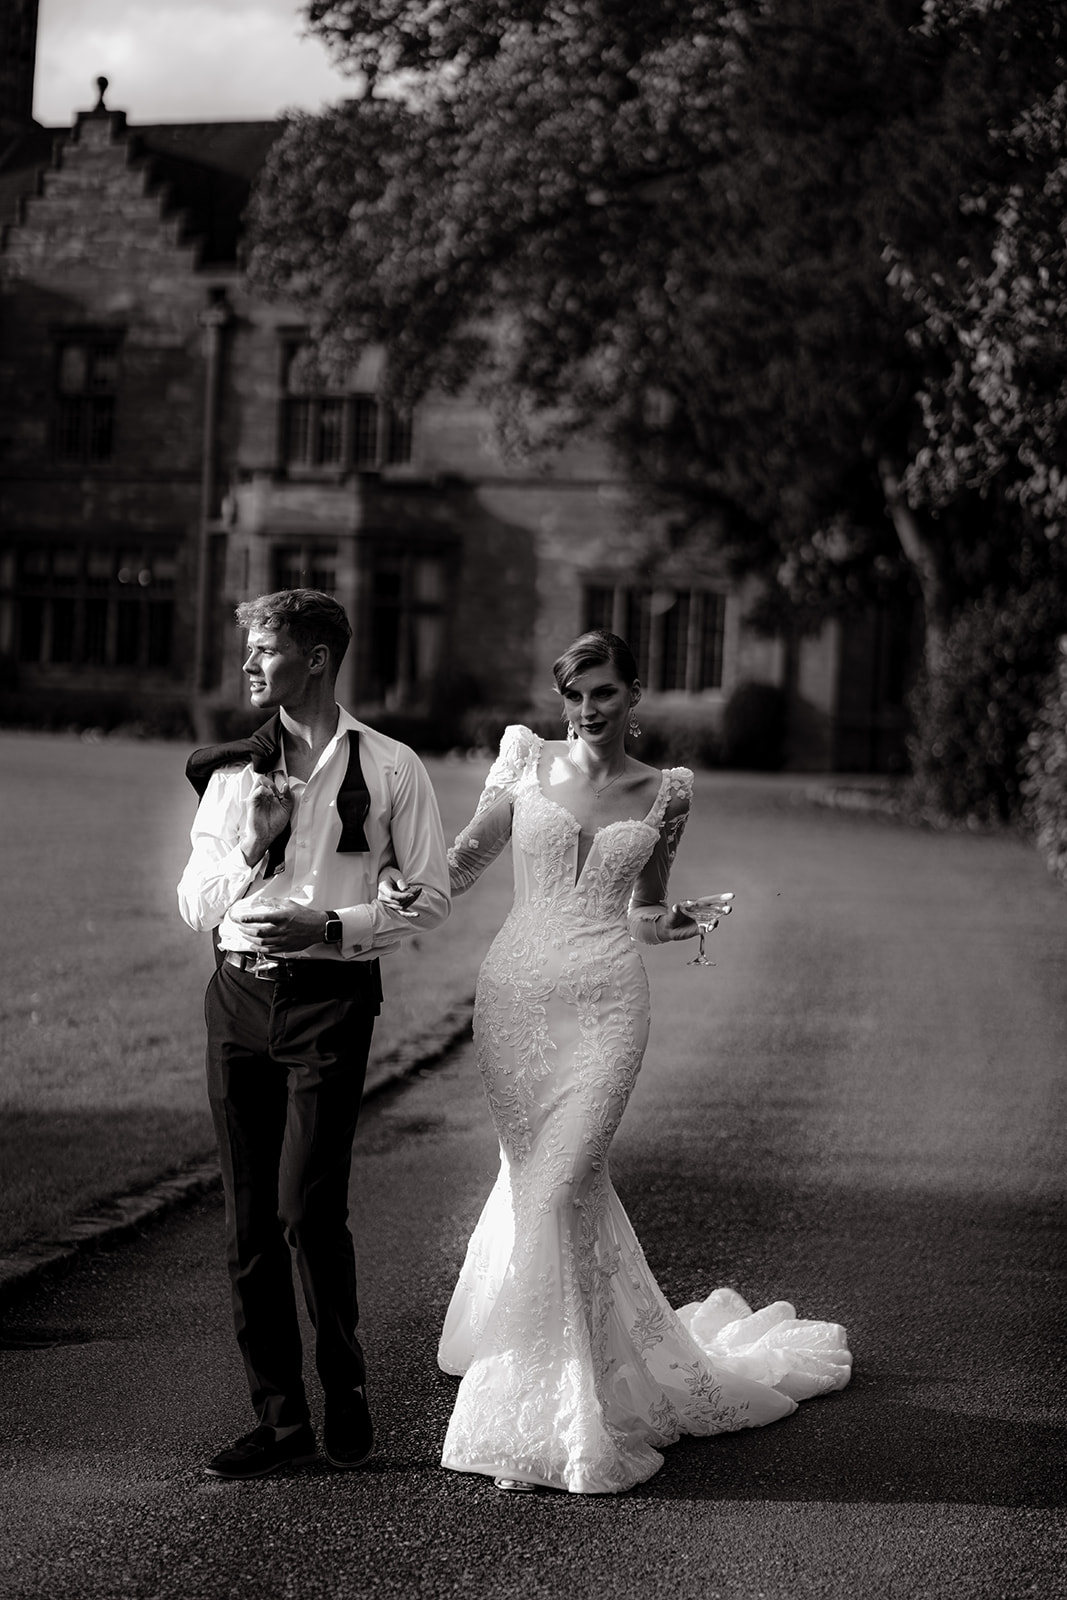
[456,705,539,753]
[207,703,477,751]
[720,680,787,771]
[636,702,722,769]
[907,583,1065,825]
[458,702,723,768]
[0,688,193,741]
[1022,637,1067,889]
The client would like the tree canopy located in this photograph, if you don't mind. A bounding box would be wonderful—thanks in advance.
[249,0,1067,646]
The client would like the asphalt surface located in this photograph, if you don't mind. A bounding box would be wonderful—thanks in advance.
[1,777,1064,1600]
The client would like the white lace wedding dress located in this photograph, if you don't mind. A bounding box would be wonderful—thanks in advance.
[438,726,850,1494]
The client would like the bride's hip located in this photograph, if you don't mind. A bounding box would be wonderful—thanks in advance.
[481,928,646,990]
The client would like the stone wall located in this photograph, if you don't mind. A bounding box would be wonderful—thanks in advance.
[0,108,230,712]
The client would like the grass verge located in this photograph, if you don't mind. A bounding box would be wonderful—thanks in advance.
[0,733,508,1253]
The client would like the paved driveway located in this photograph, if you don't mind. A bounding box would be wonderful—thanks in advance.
[1,775,1063,1599]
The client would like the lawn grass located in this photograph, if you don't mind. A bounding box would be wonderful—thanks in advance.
[0,732,508,1253]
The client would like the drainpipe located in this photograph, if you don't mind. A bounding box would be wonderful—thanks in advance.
[193,289,232,723]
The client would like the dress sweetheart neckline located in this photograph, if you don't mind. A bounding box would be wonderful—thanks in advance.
[528,733,670,840]
[532,778,668,842]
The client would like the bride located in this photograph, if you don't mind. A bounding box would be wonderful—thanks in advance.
[382,629,851,1494]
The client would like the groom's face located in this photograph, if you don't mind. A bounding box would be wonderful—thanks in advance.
[242,624,318,711]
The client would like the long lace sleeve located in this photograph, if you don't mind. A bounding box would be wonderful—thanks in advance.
[628,767,694,944]
[447,724,533,895]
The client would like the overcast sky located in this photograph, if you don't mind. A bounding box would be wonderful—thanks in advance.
[34,0,357,125]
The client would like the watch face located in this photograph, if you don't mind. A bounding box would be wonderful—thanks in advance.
[325,918,342,944]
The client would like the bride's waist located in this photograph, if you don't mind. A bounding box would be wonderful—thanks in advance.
[505,902,631,940]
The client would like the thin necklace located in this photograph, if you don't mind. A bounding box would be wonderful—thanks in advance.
[569,755,627,798]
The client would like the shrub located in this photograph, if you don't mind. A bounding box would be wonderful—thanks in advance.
[457,705,535,753]
[455,701,722,768]
[205,702,470,753]
[0,688,193,740]
[358,708,462,753]
[202,704,265,742]
[907,582,1065,825]
[1021,637,1067,889]
[720,681,787,770]
[635,702,722,769]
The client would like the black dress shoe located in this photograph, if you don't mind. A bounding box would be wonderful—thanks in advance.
[205,1423,318,1480]
[323,1386,375,1469]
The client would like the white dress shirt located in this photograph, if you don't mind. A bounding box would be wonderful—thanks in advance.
[177,706,450,960]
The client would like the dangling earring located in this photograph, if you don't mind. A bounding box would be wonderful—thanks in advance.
[567,722,578,746]
[628,710,642,739]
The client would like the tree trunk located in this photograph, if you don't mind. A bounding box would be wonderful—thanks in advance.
[878,460,946,679]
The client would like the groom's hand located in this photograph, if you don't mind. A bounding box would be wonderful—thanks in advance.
[229,898,327,951]
[239,776,293,866]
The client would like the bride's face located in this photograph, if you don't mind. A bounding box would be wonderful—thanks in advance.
[561,661,639,751]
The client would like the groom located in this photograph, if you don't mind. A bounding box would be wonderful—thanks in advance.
[178,588,450,1479]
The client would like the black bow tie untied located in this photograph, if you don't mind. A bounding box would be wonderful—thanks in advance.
[186,714,371,878]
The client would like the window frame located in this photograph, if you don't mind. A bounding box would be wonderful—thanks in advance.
[271,540,340,596]
[1,539,177,673]
[52,331,123,465]
[583,582,727,693]
[367,545,450,706]
[278,338,413,474]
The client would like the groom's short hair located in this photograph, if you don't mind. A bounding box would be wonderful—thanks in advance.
[235,589,352,674]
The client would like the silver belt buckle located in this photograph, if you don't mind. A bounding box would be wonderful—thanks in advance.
[249,954,283,979]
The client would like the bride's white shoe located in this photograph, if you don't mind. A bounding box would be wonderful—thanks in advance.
[494,1477,538,1492]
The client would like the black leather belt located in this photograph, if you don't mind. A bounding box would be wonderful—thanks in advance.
[224,950,290,978]
[221,949,383,1007]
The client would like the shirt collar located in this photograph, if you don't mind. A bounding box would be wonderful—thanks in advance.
[271,704,359,782]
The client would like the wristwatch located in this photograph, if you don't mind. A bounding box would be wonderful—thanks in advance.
[323,911,344,946]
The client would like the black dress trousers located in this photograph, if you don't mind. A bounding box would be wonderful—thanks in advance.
[205,957,381,1428]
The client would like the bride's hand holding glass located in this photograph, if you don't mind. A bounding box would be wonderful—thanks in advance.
[670,892,734,967]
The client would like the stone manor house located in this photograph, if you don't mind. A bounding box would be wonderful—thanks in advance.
[0,6,916,767]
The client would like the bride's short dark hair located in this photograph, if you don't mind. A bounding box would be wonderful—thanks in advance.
[553,630,640,692]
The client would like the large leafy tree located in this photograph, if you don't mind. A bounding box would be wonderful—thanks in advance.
[891,71,1067,558]
[249,0,1067,673]
[879,37,1067,819]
